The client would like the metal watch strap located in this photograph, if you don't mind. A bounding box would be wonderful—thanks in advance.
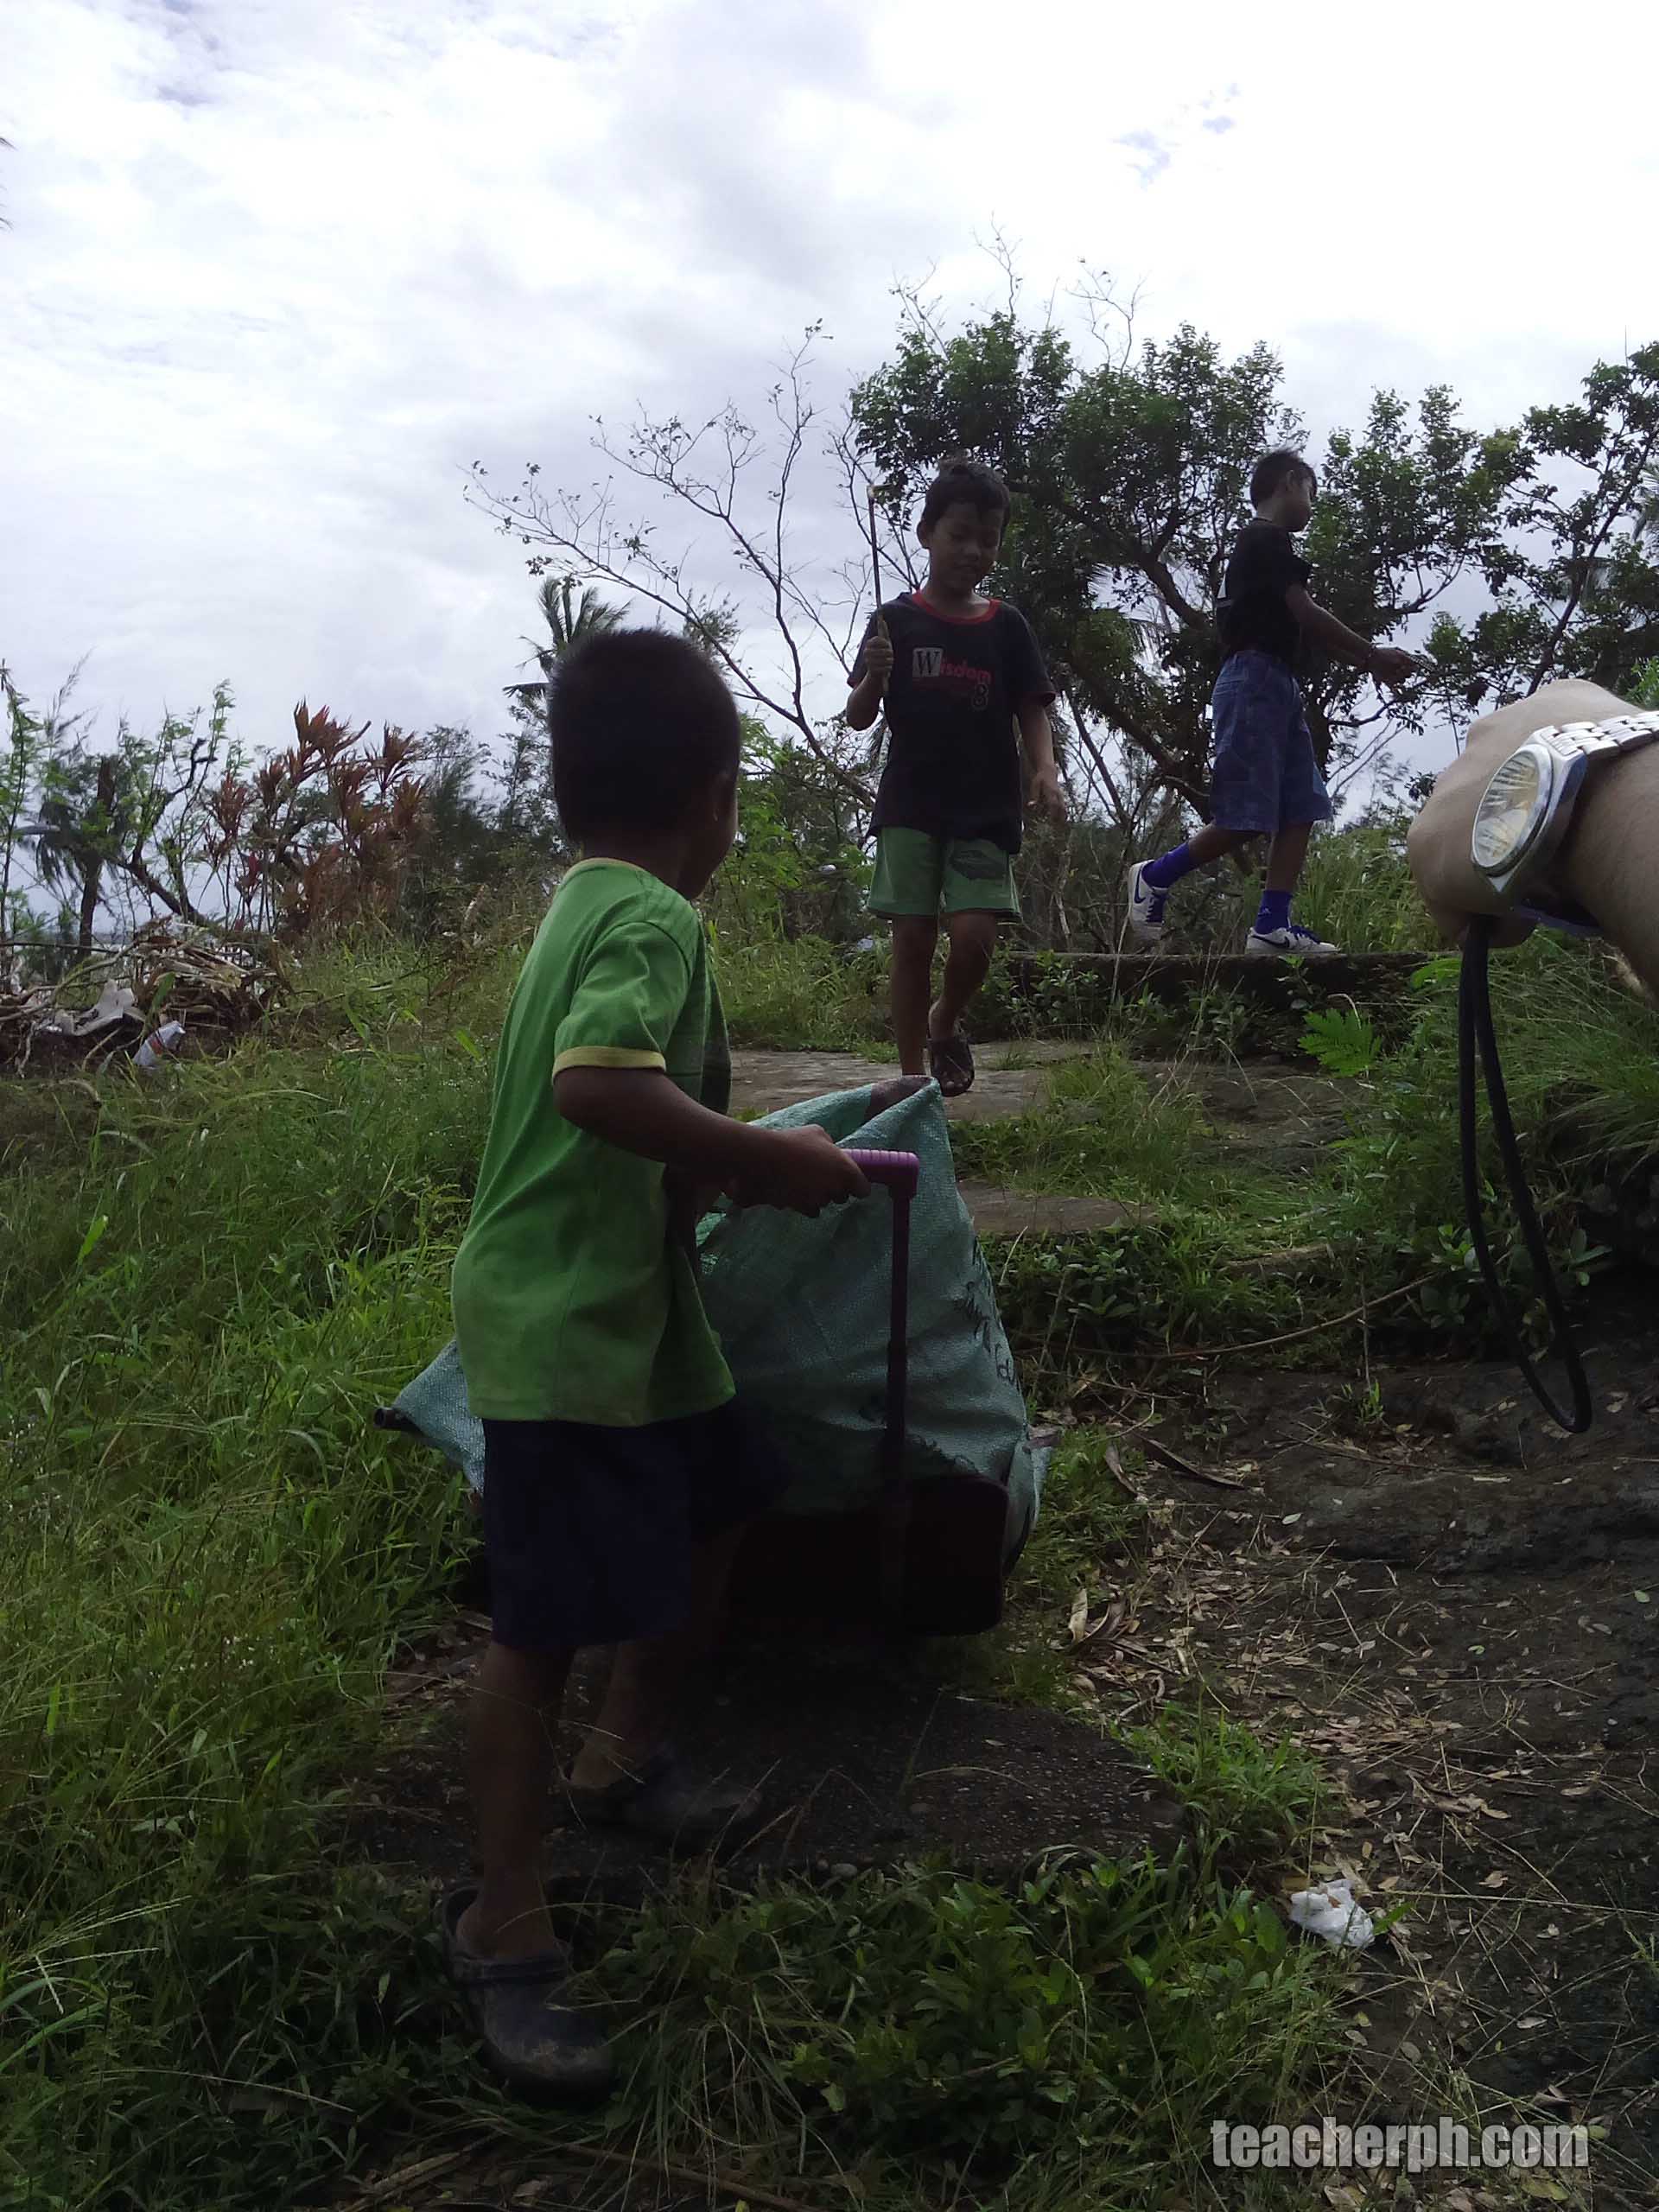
[1503,709,1659,932]
[1540,710,1659,759]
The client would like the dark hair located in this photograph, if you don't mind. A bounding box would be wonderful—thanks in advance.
[1250,449,1317,507]
[550,629,741,842]
[919,455,1013,537]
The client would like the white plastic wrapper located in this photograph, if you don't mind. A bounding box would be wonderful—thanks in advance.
[1287,1878,1376,1952]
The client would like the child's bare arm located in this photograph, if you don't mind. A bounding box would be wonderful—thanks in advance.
[1018,702,1065,818]
[554,1066,868,1213]
[1285,588,1417,683]
[846,619,893,730]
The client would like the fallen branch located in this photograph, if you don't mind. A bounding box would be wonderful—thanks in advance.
[1140,1437,1257,1491]
[333,2139,480,2207]
[1137,1274,1433,1362]
[516,2142,828,2212]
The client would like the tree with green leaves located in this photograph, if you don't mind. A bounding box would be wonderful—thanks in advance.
[1,664,49,967]
[855,286,1520,812]
[1422,346,1659,708]
[470,290,1659,952]
[25,752,119,957]
[855,289,1659,804]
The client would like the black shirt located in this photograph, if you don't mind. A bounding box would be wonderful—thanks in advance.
[1216,523,1313,667]
[854,593,1054,853]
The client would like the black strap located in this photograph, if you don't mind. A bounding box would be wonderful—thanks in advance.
[1458,918,1592,1433]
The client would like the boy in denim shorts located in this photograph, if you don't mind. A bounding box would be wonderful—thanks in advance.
[847,459,1064,1094]
[1127,449,1416,956]
[442,632,868,2097]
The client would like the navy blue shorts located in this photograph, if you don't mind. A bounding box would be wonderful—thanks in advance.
[480,1399,791,1652]
[1210,650,1332,836]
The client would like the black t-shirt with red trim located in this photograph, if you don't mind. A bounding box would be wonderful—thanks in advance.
[1215,523,1313,667]
[853,591,1054,853]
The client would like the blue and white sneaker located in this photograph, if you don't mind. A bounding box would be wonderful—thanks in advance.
[1245,921,1341,959]
[1125,861,1168,945]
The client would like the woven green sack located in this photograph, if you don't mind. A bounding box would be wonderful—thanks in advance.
[385,1081,1045,1559]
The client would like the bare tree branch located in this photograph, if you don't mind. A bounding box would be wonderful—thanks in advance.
[468,333,877,809]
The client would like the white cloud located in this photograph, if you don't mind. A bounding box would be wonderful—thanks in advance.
[4,0,1657,775]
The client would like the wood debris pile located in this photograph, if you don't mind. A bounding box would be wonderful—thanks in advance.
[0,925,282,1074]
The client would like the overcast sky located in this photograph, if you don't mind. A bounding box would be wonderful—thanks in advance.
[8,0,1657,784]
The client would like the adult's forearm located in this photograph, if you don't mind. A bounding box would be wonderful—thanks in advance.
[1555,753,1659,987]
[1406,679,1659,992]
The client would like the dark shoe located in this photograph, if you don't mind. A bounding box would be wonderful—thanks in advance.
[439,1886,614,2101]
[563,1748,765,1853]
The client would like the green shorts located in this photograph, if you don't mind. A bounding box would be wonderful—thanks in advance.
[869,829,1020,920]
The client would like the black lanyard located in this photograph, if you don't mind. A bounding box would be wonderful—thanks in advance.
[1458,918,1593,1433]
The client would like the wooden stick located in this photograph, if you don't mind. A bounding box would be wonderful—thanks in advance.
[865,483,884,616]
[335,2140,478,2207]
[864,486,893,702]
[518,2141,827,2212]
[1140,1437,1256,1491]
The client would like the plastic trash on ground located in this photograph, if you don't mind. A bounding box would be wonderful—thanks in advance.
[134,1020,187,1071]
[1287,1878,1375,1951]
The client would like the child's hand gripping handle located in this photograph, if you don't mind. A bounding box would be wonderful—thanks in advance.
[842,1147,920,1198]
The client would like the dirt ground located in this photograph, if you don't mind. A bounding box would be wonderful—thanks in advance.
[1071,1304,1659,2204]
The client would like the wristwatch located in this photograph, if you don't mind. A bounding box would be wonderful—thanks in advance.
[1470,709,1659,930]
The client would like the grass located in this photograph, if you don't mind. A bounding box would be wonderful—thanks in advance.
[1125,1707,1325,1860]
[714,931,890,1051]
[1295,818,1432,953]
[6,820,1659,2207]
[567,1851,1340,2206]
[0,1009,1355,2211]
[947,934,1659,1382]
[2,1039,488,2208]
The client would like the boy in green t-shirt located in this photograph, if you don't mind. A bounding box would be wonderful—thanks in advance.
[443,631,868,2098]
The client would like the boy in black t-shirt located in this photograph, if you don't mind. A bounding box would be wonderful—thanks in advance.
[1126,449,1416,957]
[847,460,1063,1094]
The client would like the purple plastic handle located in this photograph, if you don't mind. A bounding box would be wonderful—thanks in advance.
[842,1146,921,1198]
[842,1147,918,1490]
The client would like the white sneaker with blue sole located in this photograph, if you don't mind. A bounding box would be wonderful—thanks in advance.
[1125,861,1167,945]
[1245,921,1341,958]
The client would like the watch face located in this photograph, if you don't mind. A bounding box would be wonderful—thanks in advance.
[1472,741,1555,875]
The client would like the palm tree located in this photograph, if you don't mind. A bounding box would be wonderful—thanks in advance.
[504,576,626,711]
[26,754,120,957]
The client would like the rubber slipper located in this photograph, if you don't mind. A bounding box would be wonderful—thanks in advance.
[438,1886,614,2100]
[563,1747,765,1854]
[926,1029,975,1097]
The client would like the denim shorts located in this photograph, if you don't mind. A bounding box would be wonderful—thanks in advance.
[1210,651,1332,836]
[480,1399,791,1651]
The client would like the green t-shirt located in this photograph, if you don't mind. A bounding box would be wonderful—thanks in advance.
[450,859,733,1425]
